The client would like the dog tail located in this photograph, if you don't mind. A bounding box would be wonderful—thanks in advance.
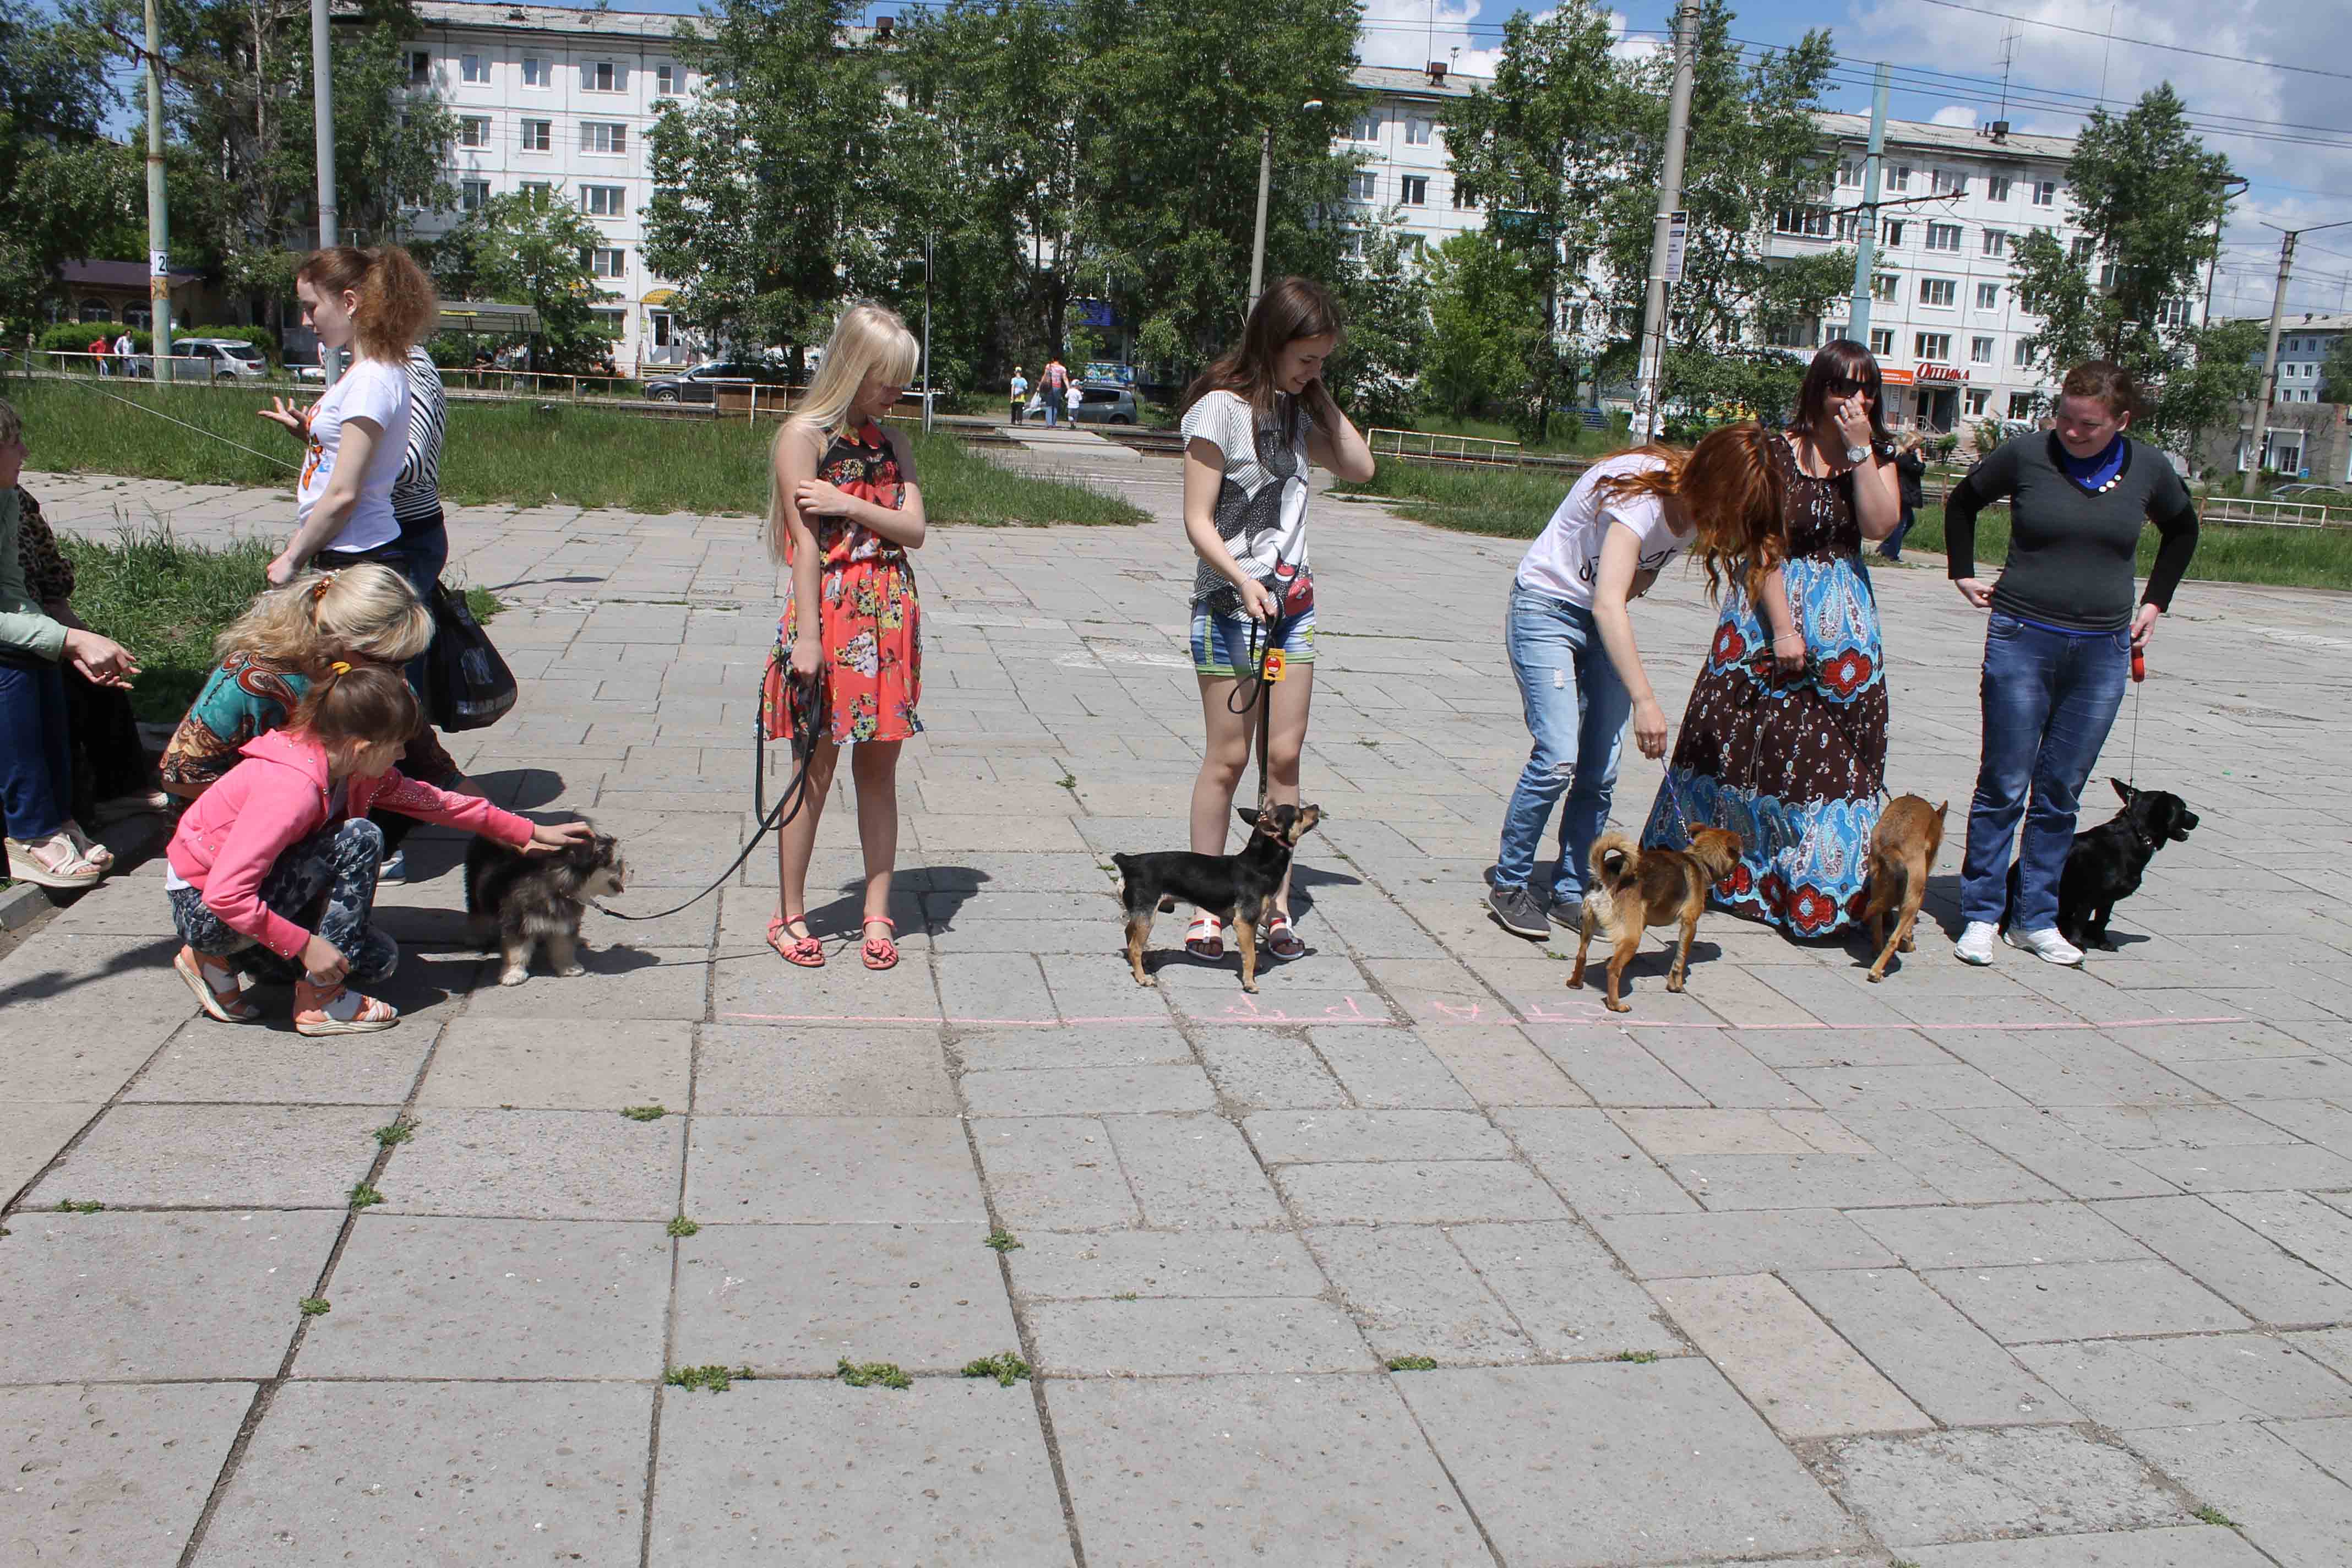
[1588,832,1640,892]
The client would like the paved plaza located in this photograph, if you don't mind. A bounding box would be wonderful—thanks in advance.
[7,431,2352,1566]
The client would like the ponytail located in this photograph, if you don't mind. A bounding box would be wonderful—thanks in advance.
[288,661,420,749]
[297,244,438,363]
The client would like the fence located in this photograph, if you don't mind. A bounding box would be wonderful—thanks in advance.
[1366,427,1523,467]
[2198,494,2352,530]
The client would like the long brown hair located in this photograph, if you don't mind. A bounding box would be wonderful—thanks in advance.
[297,244,438,363]
[1179,276,1343,443]
[1672,423,1790,602]
[1795,339,1891,448]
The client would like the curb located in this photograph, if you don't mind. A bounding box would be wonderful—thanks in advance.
[0,879,48,932]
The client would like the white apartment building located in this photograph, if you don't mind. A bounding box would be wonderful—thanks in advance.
[2242,313,2347,405]
[1333,66,1485,260]
[401,0,705,372]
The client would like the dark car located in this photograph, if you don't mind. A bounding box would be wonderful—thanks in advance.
[644,360,795,404]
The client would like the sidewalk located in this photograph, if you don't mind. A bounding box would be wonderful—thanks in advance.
[5,457,2351,1565]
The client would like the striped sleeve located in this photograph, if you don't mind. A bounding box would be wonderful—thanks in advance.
[390,347,447,525]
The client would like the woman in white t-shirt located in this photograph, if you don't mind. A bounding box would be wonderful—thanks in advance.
[1175,277,1375,963]
[1486,427,1762,939]
[258,246,438,587]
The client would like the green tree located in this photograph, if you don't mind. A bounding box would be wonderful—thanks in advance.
[2008,84,2232,450]
[2320,332,2352,406]
[1421,231,1545,422]
[1329,230,1429,428]
[423,192,614,372]
[0,0,139,337]
[1439,0,1627,437]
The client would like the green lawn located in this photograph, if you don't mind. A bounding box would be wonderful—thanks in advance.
[1333,460,1584,540]
[1900,503,2352,592]
[12,378,1146,526]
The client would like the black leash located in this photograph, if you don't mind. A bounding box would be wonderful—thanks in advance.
[594,662,823,921]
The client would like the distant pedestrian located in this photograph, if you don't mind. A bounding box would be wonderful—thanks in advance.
[1009,366,1028,425]
[1945,361,2199,970]
[1042,356,1070,428]
[113,329,136,374]
[88,334,112,377]
[1877,432,1926,560]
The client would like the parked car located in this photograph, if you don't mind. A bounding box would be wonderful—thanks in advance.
[124,338,270,380]
[1023,383,1138,426]
[644,360,795,404]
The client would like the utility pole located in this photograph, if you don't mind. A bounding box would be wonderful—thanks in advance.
[1250,100,1323,318]
[2251,217,2352,491]
[922,231,934,434]
[1846,64,1889,349]
[2201,177,2246,325]
[1634,0,1700,443]
[311,0,342,385]
[143,0,173,385]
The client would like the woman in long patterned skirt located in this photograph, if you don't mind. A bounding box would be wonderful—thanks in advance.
[1642,343,1903,939]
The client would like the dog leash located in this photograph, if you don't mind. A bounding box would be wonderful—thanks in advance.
[2126,646,2146,788]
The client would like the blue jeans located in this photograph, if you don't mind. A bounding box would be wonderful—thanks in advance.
[0,658,72,841]
[1876,511,1913,560]
[1495,586,1632,907]
[1044,391,1064,428]
[1959,613,2130,929]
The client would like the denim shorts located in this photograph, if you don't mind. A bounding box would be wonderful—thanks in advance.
[1190,605,1316,678]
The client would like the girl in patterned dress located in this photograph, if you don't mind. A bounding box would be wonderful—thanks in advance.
[1641,343,1902,939]
[764,304,926,971]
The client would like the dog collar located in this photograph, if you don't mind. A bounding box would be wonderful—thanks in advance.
[2124,816,2156,851]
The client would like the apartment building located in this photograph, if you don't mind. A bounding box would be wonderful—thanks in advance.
[2244,312,2347,405]
[1332,66,1484,261]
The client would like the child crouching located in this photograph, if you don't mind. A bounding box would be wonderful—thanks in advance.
[166,662,586,1035]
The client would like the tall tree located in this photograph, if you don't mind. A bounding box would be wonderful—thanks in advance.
[421,192,614,372]
[2323,332,2352,407]
[0,0,139,336]
[1329,229,1429,428]
[1420,230,1547,423]
[2009,84,2232,450]
[1439,0,1627,435]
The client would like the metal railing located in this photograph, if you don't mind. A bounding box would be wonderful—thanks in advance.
[2198,493,2352,530]
[1366,427,1524,466]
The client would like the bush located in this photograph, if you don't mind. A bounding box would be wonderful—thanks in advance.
[40,321,145,356]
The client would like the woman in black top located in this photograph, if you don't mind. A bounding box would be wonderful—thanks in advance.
[1876,433,1926,560]
[1943,361,2198,968]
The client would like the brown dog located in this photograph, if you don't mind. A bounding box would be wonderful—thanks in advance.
[1569,827,1744,1013]
[1862,796,1948,982]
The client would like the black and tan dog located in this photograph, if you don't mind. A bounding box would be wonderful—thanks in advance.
[1570,827,1744,1013]
[466,827,628,986]
[1862,795,1948,982]
[1114,804,1322,993]
[2005,779,2199,950]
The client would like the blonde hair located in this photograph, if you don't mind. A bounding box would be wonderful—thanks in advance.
[297,244,438,363]
[216,563,433,667]
[766,302,919,558]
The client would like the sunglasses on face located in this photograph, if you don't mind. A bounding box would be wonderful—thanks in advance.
[1828,377,1870,396]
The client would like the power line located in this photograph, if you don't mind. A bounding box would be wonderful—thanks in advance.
[1907,0,2352,83]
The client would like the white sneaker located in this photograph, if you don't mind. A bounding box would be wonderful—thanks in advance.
[2005,926,2085,967]
[1953,921,1998,966]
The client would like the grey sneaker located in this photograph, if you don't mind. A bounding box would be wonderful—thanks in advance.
[2005,925,2085,967]
[377,849,406,884]
[1549,896,1587,932]
[1487,883,1551,940]
[1953,921,1998,966]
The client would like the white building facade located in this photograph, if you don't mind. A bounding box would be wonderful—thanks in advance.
[2247,313,2347,405]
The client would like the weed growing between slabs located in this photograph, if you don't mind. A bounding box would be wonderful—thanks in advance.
[666,1364,749,1393]
[1385,1355,1439,1371]
[349,1183,384,1209]
[620,1103,667,1121]
[667,1215,700,1238]
[837,1358,912,1390]
[298,1297,330,1316]
[54,1199,104,1213]
[373,1116,418,1147]
[983,1227,1022,1253]
[962,1352,1031,1386]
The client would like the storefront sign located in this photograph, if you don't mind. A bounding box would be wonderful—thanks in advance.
[1917,363,1968,383]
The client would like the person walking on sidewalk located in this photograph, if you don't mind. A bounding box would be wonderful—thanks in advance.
[1175,276,1374,963]
[1945,361,2199,969]
[1009,366,1028,426]
[1041,356,1070,428]
[1876,432,1926,560]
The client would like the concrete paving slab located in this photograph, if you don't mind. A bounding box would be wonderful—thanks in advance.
[1845,1201,2150,1270]
[688,1116,984,1225]
[0,1100,98,1204]
[23,1103,382,1210]
[1192,1026,1351,1109]
[375,1106,684,1221]
[2015,1333,2352,1428]
[1273,1158,1570,1224]
[455,942,712,1021]
[1494,1106,1701,1216]
[416,1017,692,1110]
[1305,1225,1535,1364]
[1906,1525,2275,1565]
[124,1018,431,1107]
[1008,1229,1324,1300]
[1594,1208,1899,1278]
[1027,1295,1376,1376]
[1447,1221,1683,1359]
[692,1023,956,1115]
[1647,1273,1932,1438]
[0,1381,251,1565]
[969,1115,1139,1231]
[2093,1194,2352,1324]
[1099,1113,1287,1228]
[1921,1258,2252,1343]
[1784,1267,2081,1427]
[1821,1425,2188,1548]
[2125,1422,2352,1568]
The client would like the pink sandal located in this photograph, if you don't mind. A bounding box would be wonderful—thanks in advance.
[769,912,824,968]
[175,945,261,1023]
[861,916,899,971]
[293,976,399,1037]
[1184,913,1224,960]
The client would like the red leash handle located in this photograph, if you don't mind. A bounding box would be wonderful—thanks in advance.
[2131,650,2146,683]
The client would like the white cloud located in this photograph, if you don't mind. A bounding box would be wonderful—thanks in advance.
[1931,105,1977,129]
[1354,2,1646,82]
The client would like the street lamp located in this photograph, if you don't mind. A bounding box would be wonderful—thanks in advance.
[1249,99,1324,315]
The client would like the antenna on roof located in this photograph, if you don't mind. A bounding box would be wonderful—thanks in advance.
[1996,25,2018,127]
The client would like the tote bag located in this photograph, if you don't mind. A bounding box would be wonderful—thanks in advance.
[426,582,518,731]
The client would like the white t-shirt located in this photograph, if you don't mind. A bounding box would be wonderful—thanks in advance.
[298,356,411,554]
[1180,389,1316,617]
[1515,450,1694,608]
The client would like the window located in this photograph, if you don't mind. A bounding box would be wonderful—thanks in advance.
[461,53,488,84]
[1987,175,2013,202]
[1452,183,1478,210]
[2013,339,2034,367]
[1881,219,1904,247]
[1967,388,1990,415]
[1400,175,1428,206]
[1774,206,1832,237]
[582,122,628,155]
[1766,316,1821,350]
[2157,298,2192,329]
[522,56,546,88]
[2009,391,2036,418]
[1970,336,1995,364]
[592,308,625,340]
[1981,228,2008,258]
[1836,213,1865,243]
[1339,230,1365,259]
[520,182,552,208]
[589,248,627,279]
[459,116,491,149]
[2071,237,2096,263]
[460,178,489,212]
[1346,170,1376,202]
[582,61,627,92]
[583,184,627,216]
[1887,164,1912,192]
[519,119,551,153]
[1403,117,1431,147]
[2032,179,2056,206]
[406,51,431,85]
[1872,273,1898,302]
[1348,108,1381,142]
[656,63,678,96]
[1869,328,1894,356]
[1931,168,1966,197]
[1919,277,1956,307]
[1838,158,1864,188]
[1925,222,1962,252]
[1915,332,1952,361]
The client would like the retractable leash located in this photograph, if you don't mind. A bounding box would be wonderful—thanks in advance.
[2126,645,2147,787]
[595,663,824,922]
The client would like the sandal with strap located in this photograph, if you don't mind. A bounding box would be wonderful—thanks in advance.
[61,820,115,873]
[861,916,899,972]
[1184,913,1224,960]
[3,830,103,890]
[1264,912,1306,961]
[769,912,825,968]
[175,945,261,1023]
[293,976,400,1037]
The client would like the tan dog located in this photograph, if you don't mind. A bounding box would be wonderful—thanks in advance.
[1863,795,1948,982]
[1569,827,1745,1013]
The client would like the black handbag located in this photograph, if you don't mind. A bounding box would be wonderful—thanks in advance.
[425,582,518,732]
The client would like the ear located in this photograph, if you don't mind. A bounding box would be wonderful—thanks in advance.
[2111,778,2133,802]
[1236,807,1261,829]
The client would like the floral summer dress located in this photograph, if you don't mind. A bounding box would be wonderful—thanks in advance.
[763,421,922,745]
[1641,431,1888,937]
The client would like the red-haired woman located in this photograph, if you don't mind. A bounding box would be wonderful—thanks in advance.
[1641,341,1903,938]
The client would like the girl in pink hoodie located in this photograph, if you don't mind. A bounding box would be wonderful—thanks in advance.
[166,662,587,1036]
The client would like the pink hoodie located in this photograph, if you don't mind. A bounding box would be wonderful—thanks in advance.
[166,727,532,960]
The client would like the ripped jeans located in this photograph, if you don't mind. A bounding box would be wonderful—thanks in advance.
[168,818,399,985]
[1494,585,1632,908]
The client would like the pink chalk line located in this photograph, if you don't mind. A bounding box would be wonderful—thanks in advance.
[718,1001,2247,1033]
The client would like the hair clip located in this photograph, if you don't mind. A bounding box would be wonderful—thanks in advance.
[309,570,339,602]
[329,660,352,676]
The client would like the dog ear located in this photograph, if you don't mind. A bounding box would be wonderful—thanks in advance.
[1236,807,1261,829]
[2111,778,2135,802]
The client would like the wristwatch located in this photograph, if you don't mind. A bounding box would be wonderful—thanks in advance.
[1844,442,1872,466]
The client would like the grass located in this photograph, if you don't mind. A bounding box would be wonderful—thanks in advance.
[373,1116,418,1147]
[983,1227,1022,1253]
[1399,411,1630,459]
[1901,501,2352,593]
[348,1183,383,1210]
[2192,1505,2237,1528]
[961,1352,1032,1387]
[620,1104,668,1121]
[17,378,1146,525]
[836,1357,912,1390]
[1614,1350,1660,1364]
[665,1364,748,1394]
[1332,460,1585,541]
[1385,1354,1439,1371]
[666,1215,700,1238]
[53,1199,105,1213]
[297,1297,330,1316]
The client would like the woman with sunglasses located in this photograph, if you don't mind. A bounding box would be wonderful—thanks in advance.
[1642,340,1902,939]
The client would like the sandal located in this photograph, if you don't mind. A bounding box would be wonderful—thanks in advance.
[293,976,399,1036]
[3,830,103,890]
[175,945,261,1023]
[861,916,899,972]
[1264,912,1306,960]
[769,912,825,968]
[1184,913,1224,960]
[61,821,114,873]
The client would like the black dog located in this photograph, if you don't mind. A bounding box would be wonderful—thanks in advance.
[465,829,628,986]
[2003,780,2198,950]
[1113,804,1322,993]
